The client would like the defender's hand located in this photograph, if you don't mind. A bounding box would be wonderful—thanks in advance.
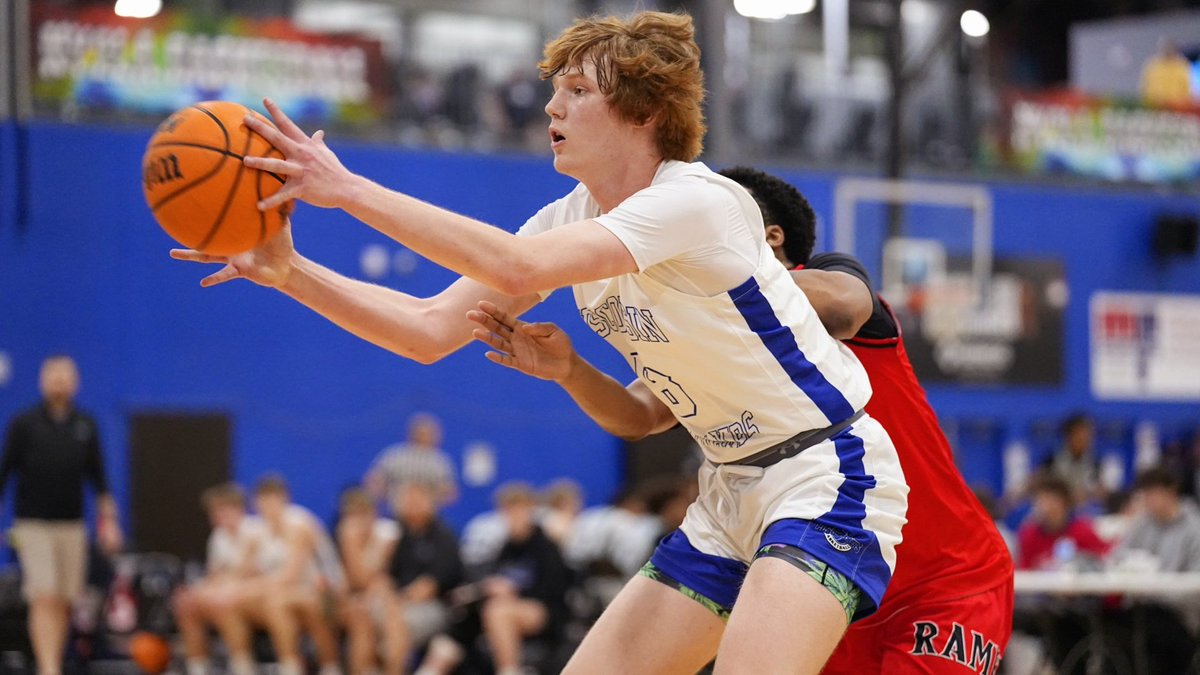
[467,300,576,382]
[170,222,296,288]
[242,98,356,211]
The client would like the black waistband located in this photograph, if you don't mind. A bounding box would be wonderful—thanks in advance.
[721,409,865,469]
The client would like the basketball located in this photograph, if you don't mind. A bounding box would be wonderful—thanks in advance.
[128,631,171,674]
[142,101,289,256]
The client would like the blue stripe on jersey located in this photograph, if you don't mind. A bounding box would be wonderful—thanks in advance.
[759,428,891,619]
[728,275,855,424]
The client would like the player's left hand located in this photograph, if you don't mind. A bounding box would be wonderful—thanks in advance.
[242,97,356,211]
[468,300,576,382]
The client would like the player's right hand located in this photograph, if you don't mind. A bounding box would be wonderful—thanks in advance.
[468,300,576,382]
[170,221,296,289]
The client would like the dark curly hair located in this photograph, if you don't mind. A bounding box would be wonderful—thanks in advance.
[718,166,815,266]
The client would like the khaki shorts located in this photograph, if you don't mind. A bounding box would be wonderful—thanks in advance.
[10,520,87,601]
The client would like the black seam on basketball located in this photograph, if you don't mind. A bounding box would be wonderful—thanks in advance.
[146,142,286,185]
[196,130,253,251]
[192,104,231,153]
[149,108,233,211]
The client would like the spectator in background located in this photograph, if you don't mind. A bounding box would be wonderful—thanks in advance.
[1018,473,1110,571]
[540,479,584,548]
[0,355,121,675]
[565,484,660,581]
[173,483,264,675]
[366,412,458,506]
[565,484,662,613]
[222,476,345,675]
[389,482,463,659]
[418,483,571,675]
[1109,467,1200,672]
[1016,474,1111,675]
[459,503,508,575]
[337,488,404,675]
[1141,38,1194,106]
[1046,413,1103,505]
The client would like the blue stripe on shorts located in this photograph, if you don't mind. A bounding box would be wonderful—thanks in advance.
[649,529,749,612]
[759,427,891,621]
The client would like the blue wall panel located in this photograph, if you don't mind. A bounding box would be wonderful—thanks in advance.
[2,122,1198,534]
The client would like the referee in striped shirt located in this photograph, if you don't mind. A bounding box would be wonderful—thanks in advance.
[365,412,458,506]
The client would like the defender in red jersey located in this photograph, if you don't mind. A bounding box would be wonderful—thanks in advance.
[719,167,1014,675]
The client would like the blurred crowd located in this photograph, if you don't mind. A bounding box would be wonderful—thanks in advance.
[3,356,1199,674]
[977,413,1200,674]
[168,410,698,675]
[386,65,551,154]
[0,403,696,672]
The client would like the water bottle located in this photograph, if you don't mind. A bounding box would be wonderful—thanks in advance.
[1052,537,1077,572]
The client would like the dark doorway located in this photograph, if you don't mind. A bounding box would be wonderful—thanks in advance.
[129,413,232,562]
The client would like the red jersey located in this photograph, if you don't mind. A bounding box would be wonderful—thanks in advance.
[846,314,1013,608]
[798,256,1013,608]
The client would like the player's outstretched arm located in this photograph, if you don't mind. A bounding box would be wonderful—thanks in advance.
[171,224,541,364]
[242,99,638,297]
[468,301,675,441]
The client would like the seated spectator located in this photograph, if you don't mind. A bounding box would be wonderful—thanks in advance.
[337,488,404,675]
[565,484,660,578]
[1015,473,1111,675]
[224,475,345,675]
[389,482,464,658]
[1018,473,1110,571]
[417,482,571,675]
[564,484,661,612]
[460,507,508,575]
[1108,467,1200,672]
[366,412,458,506]
[1044,414,1104,509]
[173,483,265,675]
[539,479,583,548]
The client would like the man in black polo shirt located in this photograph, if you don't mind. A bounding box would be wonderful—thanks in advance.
[0,355,121,675]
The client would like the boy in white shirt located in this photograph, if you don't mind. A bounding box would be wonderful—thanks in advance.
[337,487,405,675]
[172,483,264,675]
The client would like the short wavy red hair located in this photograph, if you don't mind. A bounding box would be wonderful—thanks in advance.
[539,11,707,162]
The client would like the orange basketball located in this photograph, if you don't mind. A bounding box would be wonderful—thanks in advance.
[142,101,290,256]
[128,631,171,674]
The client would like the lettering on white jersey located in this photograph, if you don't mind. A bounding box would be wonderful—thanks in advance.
[698,411,760,449]
[580,295,669,342]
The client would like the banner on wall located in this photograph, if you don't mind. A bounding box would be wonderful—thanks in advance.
[994,89,1200,184]
[29,3,389,125]
[1091,292,1200,400]
[889,255,1067,385]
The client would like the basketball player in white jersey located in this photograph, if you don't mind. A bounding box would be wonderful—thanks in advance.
[172,12,908,674]
[173,483,265,675]
[337,487,406,675]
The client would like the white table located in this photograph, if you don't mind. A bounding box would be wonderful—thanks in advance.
[1012,571,1200,675]
[1014,570,1200,596]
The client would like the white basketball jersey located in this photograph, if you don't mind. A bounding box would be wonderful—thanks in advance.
[520,161,872,463]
